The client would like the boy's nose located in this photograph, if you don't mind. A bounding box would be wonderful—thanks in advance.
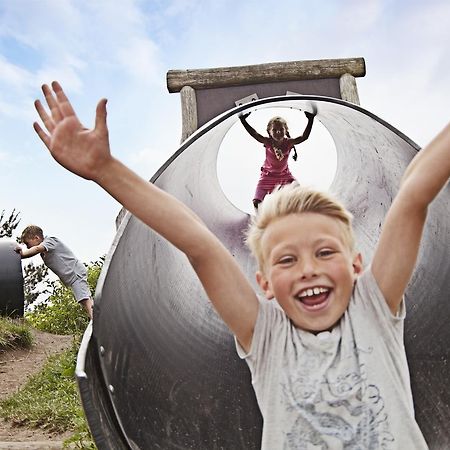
[299,258,318,279]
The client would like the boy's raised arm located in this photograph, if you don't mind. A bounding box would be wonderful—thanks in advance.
[34,82,259,351]
[372,121,450,314]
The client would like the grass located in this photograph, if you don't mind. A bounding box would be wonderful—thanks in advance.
[0,317,33,351]
[0,327,96,449]
[0,260,103,448]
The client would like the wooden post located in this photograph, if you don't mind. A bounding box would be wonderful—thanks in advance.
[180,86,198,143]
[339,73,360,105]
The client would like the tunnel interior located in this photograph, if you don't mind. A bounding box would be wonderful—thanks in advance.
[76,95,450,450]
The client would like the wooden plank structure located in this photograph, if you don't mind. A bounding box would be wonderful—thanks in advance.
[167,57,366,142]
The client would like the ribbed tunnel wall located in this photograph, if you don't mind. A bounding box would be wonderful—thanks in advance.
[76,95,450,450]
[0,240,24,317]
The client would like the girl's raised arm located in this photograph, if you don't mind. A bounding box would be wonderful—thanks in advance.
[239,113,267,144]
[290,111,315,145]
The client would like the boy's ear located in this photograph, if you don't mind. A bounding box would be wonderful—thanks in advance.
[256,271,275,300]
[352,252,363,276]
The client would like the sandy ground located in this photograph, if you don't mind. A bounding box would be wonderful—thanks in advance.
[0,328,74,446]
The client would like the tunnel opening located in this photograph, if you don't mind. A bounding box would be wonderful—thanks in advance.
[217,107,337,214]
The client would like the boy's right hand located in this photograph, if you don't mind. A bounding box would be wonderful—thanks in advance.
[33,81,112,183]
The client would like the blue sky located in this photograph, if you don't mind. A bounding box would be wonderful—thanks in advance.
[1,0,449,264]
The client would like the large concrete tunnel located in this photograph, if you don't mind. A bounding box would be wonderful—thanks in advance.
[76,95,450,450]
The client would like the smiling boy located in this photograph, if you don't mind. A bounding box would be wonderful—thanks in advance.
[251,204,361,332]
[240,186,418,448]
[32,81,449,449]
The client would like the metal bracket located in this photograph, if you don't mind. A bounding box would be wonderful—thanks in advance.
[234,93,259,107]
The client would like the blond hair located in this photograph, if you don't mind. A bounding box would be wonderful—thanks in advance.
[246,183,355,270]
[21,225,44,242]
[266,116,288,135]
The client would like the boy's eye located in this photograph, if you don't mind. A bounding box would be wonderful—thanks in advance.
[277,256,295,265]
[317,249,335,257]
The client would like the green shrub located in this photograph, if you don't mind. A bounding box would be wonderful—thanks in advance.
[25,285,90,335]
[0,317,33,351]
[26,259,104,336]
[0,209,20,238]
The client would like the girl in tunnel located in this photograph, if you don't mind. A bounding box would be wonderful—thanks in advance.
[239,110,316,209]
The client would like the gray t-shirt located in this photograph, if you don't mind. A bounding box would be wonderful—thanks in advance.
[236,268,428,450]
[41,236,87,286]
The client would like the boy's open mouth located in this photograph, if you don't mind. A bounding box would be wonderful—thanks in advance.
[296,287,330,311]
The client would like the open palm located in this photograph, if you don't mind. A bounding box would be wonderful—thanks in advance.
[33,81,111,181]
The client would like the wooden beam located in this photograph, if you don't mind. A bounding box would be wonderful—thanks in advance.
[167,57,366,93]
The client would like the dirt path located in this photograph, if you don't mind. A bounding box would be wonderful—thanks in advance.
[0,328,74,447]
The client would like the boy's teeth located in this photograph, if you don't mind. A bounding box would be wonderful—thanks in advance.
[299,287,328,297]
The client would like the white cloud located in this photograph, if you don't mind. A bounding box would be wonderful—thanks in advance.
[404,1,450,41]
[0,55,33,89]
[0,0,163,90]
[164,0,202,17]
[35,59,85,94]
[0,0,83,50]
[126,146,165,180]
[0,147,29,166]
[336,0,384,31]
[116,36,163,85]
[0,95,35,121]
[85,0,145,31]
[0,98,22,119]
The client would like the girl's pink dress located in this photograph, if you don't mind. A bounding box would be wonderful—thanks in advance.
[254,140,296,202]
